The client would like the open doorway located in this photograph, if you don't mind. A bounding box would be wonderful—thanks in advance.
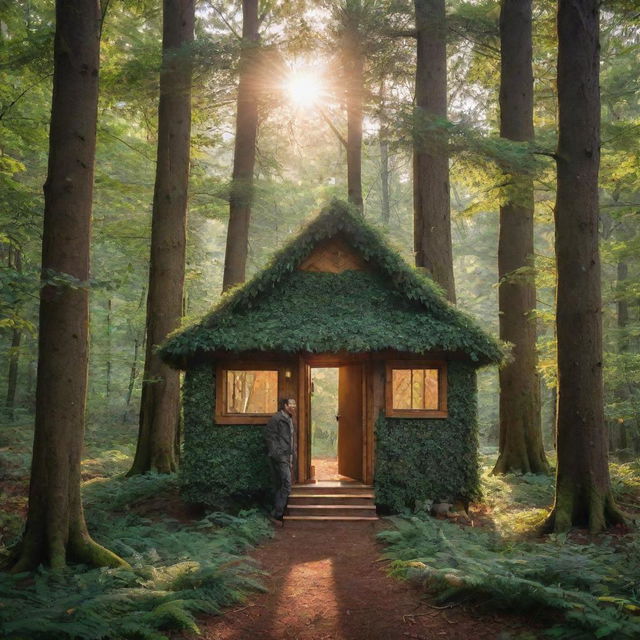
[311,368,339,480]
[310,365,364,482]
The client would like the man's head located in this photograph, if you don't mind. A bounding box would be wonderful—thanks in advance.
[279,397,296,416]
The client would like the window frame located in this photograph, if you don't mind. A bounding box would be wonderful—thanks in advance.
[215,363,283,424]
[385,361,448,419]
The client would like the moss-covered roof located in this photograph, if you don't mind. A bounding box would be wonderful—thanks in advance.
[160,200,502,369]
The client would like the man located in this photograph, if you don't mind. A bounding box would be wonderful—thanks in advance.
[264,397,296,522]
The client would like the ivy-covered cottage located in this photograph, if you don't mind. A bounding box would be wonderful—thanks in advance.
[160,201,502,512]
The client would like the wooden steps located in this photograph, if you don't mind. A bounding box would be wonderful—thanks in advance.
[286,482,378,522]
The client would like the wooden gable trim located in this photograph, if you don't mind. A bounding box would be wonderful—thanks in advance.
[298,235,370,273]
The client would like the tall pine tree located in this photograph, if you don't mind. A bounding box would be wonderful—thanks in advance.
[10,0,126,570]
[129,0,194,475]
[547,0,625,532]
[493,0,548,475]
[222,0,259,291]
[413,0,455,302]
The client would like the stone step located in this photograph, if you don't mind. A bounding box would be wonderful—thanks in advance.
[289,494,374,505]
[287,504,377,518]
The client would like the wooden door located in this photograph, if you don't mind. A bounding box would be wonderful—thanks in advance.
[297,358,312,484]
[338,364,364,480]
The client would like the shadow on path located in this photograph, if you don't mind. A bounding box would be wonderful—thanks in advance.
[195,520,537,640]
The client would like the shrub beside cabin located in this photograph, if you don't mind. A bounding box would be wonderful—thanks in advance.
[160,201,502,512]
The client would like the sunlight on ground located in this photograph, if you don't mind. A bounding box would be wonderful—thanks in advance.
[277,559,339,624]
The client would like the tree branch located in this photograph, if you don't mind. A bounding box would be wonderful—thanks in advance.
[210,3,242,40]
[318,107,347,149]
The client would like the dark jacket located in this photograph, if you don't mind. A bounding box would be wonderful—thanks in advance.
[264,410,294,460]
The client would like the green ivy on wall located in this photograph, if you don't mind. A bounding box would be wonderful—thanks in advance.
[181,360,481,515]
[374,361,481,513]
[181,365,272,510]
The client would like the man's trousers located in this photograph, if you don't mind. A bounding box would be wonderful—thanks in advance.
[269,457,292,519]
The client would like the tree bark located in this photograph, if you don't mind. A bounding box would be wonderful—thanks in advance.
[222,0,259,291]
[413,0,455,303]
[129,0,194,475]
[493,0,548,475]
[10,0,127,571]
[546,0,625,532]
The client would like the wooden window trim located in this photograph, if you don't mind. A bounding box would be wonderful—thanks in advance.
[215,362,284,425]
[385,361,448,419]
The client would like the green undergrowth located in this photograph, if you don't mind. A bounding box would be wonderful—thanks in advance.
[0,474,272,640]
[379,456,640,639]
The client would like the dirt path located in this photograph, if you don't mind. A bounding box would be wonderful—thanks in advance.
[195,520,537,640]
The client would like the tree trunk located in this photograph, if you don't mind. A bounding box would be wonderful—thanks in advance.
[546,0,625,532]
[5,249,22,420]
[222,0,259,291]
[5,328,21,421]
[413,0,455,303]
[609,260,630,453]
[380,137,390,223]
[616,261,629,352]
[129,0,194,475]
[10,0,126,571]
[493,0,548,475]
[344,30,364,213]
[106,298,112,402]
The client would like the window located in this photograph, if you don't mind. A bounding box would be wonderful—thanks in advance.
[385,362,447,418]
[225,370,278,414]
[215,363,285,424]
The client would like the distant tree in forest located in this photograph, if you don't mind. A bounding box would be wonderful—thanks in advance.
[129,0,194,475]
[9,0,126,570]
[413,0,455,303]
[338,0,366,212]
[222,0,259,291]
[492,0,548,475]
[546,0,626,532]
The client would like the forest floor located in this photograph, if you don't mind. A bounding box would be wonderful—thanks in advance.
[189,518,543,640]
[2,420,640,640]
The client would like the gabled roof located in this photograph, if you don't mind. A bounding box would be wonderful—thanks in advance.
[160,200,502,369]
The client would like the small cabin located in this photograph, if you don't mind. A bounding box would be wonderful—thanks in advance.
[160,201,502,512]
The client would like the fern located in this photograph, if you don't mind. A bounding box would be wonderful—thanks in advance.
[379,516,640,640]
[0,475,271,640]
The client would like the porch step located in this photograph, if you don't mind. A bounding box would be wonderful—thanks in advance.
[289,494,374,505]
[285,482,378,522]
[291,483,373,496]
[287,504,377,518]
[285,515,379,522]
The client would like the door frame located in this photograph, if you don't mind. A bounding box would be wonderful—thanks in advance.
[297,353,376,485]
